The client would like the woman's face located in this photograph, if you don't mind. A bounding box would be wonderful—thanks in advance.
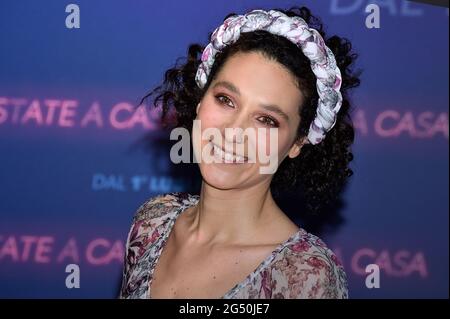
[193,51,307,190]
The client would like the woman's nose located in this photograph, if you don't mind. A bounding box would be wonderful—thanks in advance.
[223,127,244,144]
[222,114,248,144]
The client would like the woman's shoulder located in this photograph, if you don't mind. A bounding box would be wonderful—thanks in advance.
[120,192,198,293]
[124,192,195,248]
[267,229,348,299]
[132,191,197,223]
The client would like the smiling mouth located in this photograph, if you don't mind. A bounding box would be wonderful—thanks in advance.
[210,142,248,164]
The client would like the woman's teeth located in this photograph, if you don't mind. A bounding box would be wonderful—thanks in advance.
[212,143,246,163]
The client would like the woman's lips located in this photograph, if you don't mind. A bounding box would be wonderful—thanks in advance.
[210,142,248,164]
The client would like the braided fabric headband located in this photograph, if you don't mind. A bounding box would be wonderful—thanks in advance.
[195,9,343,145]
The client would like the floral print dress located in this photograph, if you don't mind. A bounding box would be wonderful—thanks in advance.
[119,192,348,299]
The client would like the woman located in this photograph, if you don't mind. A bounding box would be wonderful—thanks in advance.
[120,6,361,299]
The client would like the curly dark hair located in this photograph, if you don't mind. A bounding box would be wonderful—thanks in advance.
[140,6,362,215]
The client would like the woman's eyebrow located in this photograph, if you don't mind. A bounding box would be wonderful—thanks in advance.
[259,104,289,122]
[213,80,289,121]
[212,80,241,96]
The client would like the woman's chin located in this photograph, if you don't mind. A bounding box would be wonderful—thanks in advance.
[200,166,245,189]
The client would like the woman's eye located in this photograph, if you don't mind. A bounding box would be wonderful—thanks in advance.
[215,95,234,108]
[258,116,279,128]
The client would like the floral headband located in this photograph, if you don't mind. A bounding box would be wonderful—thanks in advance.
[195,9,343,145]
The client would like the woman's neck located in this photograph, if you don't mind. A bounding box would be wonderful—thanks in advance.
[184,181,281,246]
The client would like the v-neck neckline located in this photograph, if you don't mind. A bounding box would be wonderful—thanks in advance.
[146,193,304,299]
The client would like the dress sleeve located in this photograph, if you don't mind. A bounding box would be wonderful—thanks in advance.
[270,238,349,299]
[118,218,136,299]
[118,193,178,299]
[298,253,348,299]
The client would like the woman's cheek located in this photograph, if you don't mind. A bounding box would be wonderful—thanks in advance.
[261,126,282,157]
[198,102,226,130]
[265,127,292,167]
[276,131,291,159]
